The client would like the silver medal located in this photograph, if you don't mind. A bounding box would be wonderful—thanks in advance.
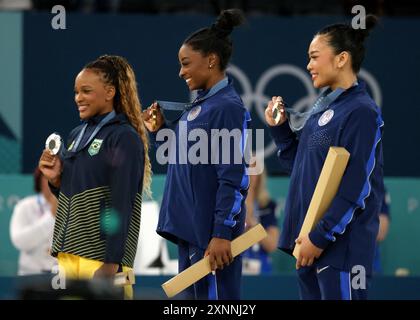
[45,133,62,155]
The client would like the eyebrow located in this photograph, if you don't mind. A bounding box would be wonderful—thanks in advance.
[308,50,319,55]
[74,85,92,90]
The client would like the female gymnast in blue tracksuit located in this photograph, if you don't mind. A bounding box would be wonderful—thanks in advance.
[143,9,249,300]
[265,15,384,300]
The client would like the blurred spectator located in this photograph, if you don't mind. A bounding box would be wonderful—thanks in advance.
[243,165,280,274]
[9,168,57,275]
[373,186,391,274]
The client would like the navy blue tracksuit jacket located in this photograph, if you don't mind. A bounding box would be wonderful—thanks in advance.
[156,80,251,250]
[270,80,384,275]
[50,113,144,268]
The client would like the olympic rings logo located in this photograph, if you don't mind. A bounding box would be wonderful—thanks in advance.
[225,63,383,158]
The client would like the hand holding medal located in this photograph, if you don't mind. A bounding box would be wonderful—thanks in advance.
[142,102,164,132]
[265,96,287,126]
[38,133,63,188]
[272,97,285,125]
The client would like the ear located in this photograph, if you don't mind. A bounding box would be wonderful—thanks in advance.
[105,85,116,101]
[336,51,350,69]
[208,53,218,69]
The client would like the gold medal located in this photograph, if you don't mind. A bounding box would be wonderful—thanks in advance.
[151,108,158,131]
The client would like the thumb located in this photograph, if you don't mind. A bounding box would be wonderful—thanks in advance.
[142,109,151,121]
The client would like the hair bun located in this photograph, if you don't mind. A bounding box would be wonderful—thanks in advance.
[365,14,378,32]
[211,9,245,38]
[355,14,378,42]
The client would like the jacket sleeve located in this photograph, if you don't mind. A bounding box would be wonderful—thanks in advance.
[380,187,391,217]
[269,121,299,174]
[309,106,384,249]
[210,104,251,241]
[48,183,60,199]
[104,129,144,264]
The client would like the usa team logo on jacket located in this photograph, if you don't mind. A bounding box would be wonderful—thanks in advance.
[88,139,103,156]
[187,105,201,121]
[318,109,334,126]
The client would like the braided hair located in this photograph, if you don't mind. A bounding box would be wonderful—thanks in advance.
[84,55,152,197]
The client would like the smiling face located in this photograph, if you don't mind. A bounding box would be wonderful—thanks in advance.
[178,44,217,91]
[307,35,343,89]
[74,69,115,120]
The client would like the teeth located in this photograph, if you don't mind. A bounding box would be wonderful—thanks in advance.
[185,78,191,84]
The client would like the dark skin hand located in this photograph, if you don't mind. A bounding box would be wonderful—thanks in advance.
[93,263,119,278]
[205,237,233,271]
[38,149,62,188]
[142,102,165,132]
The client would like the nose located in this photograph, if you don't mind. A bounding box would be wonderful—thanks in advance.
[307,60,312,72]
[179,66,185,79]
[75,92,82,104]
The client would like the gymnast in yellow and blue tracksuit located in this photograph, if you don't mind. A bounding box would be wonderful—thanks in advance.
[144,9,249,300]
[265,16,384,300]
[39,55,152,299]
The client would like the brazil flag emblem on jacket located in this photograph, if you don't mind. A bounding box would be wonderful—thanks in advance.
[88,138,103,156]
